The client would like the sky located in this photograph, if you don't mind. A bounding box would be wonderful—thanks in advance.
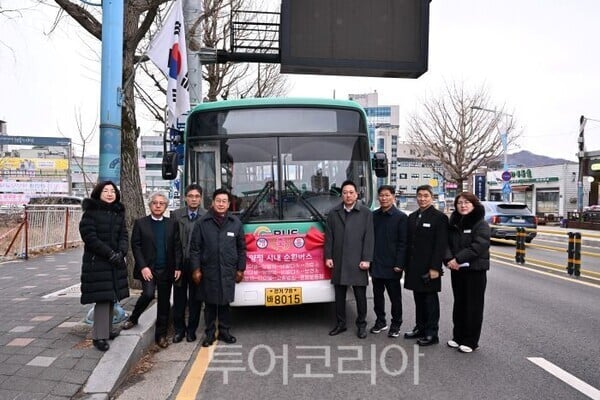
[1,0,600,160]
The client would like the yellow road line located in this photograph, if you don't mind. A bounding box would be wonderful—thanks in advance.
[175,343,215,400]
[493,257,600,289]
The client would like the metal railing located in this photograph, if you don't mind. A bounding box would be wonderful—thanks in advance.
[0,205,82,259]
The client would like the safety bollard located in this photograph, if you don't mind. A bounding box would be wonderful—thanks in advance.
[573,232,582,277]
[515,227,526,264]
[567,232,575,275]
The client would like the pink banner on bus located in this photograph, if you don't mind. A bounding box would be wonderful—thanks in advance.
[244,227,331,282]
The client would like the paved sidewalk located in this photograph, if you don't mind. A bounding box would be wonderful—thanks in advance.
[0,248,155,400]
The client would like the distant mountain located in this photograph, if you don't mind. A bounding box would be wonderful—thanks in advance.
[507,150,574,167]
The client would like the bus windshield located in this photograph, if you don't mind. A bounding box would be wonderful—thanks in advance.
[186,105,373,223]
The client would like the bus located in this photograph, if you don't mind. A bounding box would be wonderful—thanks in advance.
[162,97,388,306]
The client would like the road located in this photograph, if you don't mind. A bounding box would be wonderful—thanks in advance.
[114,257,600,400]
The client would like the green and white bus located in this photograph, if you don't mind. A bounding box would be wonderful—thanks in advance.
[162,97,387,306]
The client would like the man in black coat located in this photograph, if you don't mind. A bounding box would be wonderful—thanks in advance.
[325,180,374,339]
[171,184,206,343]
[122,192,181,349]
[404,185,448,346]
[370,185,407,338]
[190,188,246,347]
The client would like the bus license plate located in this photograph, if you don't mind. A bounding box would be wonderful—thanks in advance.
[265,287,302,306]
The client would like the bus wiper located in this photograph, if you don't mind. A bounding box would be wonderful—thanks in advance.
[284,181,326,226]
[240,180,274,223]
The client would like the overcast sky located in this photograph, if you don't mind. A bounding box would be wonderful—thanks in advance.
[1,0,600,161]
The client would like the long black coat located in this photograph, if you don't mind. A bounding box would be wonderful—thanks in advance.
[131,215,181,281]
[447,204,490,271]
[404,206,448,293]
[371,206,407,279]
[189,210,246,304]
[324,202,374,286]
[79,198,129,304]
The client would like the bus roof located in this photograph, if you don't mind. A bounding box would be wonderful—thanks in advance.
[188,97,364,115]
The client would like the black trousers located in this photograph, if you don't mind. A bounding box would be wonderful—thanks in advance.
[372,277,403,328]
[413,291,440,337]
[173,270,203,336]
[451,270,487,348]
[334,285,367,328]
[130,269,172,340]
[204,303,231,337]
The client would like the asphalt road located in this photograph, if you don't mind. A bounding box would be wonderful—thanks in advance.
[114,258,600,400]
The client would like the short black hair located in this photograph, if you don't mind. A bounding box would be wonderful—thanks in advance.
[212,188,231,202]
[185,183,203,196]
[416,184,433,196]
[378,185,395,195]
[341,180,357,192]
[90,181,121,203]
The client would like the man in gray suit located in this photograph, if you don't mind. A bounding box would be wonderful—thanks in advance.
[325,180,374,339]
[171,184,206,343]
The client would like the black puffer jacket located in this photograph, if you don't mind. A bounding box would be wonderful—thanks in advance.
[79,198,129,304]
[447,204,491,271]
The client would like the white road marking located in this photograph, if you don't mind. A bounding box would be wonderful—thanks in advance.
[528,357,600,400]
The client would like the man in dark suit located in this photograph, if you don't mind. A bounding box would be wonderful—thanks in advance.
[122,192,181,349]
[325,180,374,339]
[404,185,448,346]
[171,184,206,343]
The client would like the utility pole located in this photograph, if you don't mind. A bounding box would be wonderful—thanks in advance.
[577,115,586,214]
[98,0,124,184]
[183,0,203,106]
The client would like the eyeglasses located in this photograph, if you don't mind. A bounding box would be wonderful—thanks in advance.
[151,201,167,206]
[456,201,472,206]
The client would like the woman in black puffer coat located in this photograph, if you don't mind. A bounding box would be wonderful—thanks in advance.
[79,181,129,352]
[445,192,490,354]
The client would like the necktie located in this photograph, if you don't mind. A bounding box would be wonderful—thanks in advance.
[190,212,196,220]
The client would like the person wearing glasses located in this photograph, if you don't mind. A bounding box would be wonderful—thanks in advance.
[444,192,490,353]
[171,184,206,344]
[122,192,181,349]
[79,181,129,352]
[190,188,246,347]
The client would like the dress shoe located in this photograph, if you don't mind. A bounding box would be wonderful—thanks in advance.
[447,339,460,348]
[219,332,237,344]
[122,320,137,330]
[186,332,197,342]
[93,339,109,352]
[156,336,169,348]
[328,326,347,336]
[201,335,216,347]
[173,332,185,343]
[417,336,439,346]
[357,326,367,339]
[109,330,120,340]
[403,328,425,339]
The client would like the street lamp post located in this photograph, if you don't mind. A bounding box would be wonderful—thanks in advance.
[471,106,513,202]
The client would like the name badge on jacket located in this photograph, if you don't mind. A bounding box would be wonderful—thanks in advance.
[464,229,472,233]
[423,223,431,228]
[227,232,235,237]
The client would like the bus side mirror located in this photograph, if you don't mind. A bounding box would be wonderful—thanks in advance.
[372,152,388,178]
[162,151,178,180]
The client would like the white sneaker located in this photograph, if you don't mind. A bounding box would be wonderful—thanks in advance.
[447,340,459,348]
[458,345,474,353]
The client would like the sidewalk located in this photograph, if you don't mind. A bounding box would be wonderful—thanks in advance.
[0,248,156,400]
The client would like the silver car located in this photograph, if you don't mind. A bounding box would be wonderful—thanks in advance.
[481,201,537,243]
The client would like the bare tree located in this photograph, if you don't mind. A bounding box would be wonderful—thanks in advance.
[60,109,97,198]
[407,83,519,192]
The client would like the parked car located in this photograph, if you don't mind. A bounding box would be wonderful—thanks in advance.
[481,201,537,243]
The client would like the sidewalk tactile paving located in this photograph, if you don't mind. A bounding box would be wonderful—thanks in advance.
[27,356,56,367]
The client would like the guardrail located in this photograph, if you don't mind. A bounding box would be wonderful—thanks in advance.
[490,225,600,280]
[0,205,82,259]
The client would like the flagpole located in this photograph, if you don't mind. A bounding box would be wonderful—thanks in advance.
[184,0,203,106]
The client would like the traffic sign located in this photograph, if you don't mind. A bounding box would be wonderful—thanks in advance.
[502,171,511,182]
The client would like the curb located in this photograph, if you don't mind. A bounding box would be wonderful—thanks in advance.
[81,303,157,399]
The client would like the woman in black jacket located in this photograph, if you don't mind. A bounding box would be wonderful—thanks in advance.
[445,192,490,353]
[79,181,129,351]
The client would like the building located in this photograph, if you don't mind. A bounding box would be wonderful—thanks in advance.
[348,92,400,187]
[486,163,592,220]
[140,134,172,197]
